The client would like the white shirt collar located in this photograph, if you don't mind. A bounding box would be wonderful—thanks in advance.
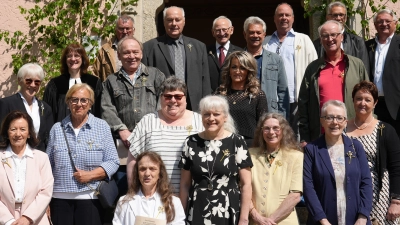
[216,40,230,51]
[5,144,34,158]
[375,33,395,45]
[18,92,37,105]
[138,188,159,200]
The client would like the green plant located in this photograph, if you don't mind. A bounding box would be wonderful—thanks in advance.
[304,0,399,40]
[0,0,138,96]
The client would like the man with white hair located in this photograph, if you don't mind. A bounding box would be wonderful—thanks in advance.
[365,9,400,135]
[313,1,370,74]
[207,16,242,91]
[142,6,211,111]
[298,20,369,144]
[243,16,289,119]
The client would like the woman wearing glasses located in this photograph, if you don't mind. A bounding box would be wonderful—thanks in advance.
[0,63,54,151]
[46,83,119,225]
[347,81,400,224]
[43,43,102,122]
[248,113,303,225]
[215,51,267,147]
[303,100,372,225]
[126,77,204,193]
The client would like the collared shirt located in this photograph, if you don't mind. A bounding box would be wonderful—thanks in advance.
[216,41,230,58]
[267,29,296,102]
[4,144,34,203]
[121,64,142,85]
[166,35,186,71]
[374,33,394,96]
[19,93,40,136]
[112,39,122,71]
[68,77,82,89]
[47,113,119,194]
[245,48,264,81]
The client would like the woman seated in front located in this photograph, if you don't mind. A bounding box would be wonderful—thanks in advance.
[113,151,185,225]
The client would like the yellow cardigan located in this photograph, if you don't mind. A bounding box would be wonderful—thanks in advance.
[249,147,303,225]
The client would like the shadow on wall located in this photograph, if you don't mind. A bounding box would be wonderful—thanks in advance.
[0,66,18,97]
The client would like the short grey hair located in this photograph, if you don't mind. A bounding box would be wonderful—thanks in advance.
[199,95,237,134]
[326,1,347,15]
[17,63,45,81]
[212,16,232,29]
[159,76,187,96]
[275,3,294,16]
[321,100,347,118]
[318,20,344,37]
[163,6,185,20]
[117,36,143,54]
[373,9,398,22]
[243,16,267,33]
[116,14,134,28]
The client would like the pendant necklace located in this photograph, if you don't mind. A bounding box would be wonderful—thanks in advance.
[354,117,374,130]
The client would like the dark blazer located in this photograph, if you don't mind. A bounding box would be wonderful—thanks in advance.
[366,35,400,120]
[314,31,370,75]
[303,134,372,225]
[206,43,243,92]
[142,34,212,111]
[0,93,54,151]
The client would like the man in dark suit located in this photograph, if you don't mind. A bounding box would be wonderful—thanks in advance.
[365,9,400,135]
[207,16,242,92]
[313,1,370,74]
[142,6,211,111]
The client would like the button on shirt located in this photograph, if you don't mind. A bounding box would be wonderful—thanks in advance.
[267,29,296,102]
[5,145,34,203]
[19,93,40,137]
[374,34,394,96]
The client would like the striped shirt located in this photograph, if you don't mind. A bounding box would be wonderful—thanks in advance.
[128,111,204,193]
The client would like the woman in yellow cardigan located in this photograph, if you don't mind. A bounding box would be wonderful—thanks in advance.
[249,112,303,225]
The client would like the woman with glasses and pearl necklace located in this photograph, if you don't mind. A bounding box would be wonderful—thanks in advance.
[0,63,53,151]
[303,100,372,225]
[347,81,400,224]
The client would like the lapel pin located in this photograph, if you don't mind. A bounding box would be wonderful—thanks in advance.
[1,158,11,168]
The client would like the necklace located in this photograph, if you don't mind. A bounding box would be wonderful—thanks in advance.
[354,117,374,130]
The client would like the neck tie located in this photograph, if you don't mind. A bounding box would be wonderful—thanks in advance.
[174,40,185,80]
[219,45,225,66]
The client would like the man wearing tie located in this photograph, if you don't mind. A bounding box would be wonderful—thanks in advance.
[207,16,243,92]
[142,6,211,111]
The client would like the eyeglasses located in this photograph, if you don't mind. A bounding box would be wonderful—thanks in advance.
[328,13,346,18]
[117,27,134,32]
[214,27,231,34]
[262,126,281,133]
[162,94,185,101]
[320,115,347,123]
[375,20,394,25]
[66,54,81,59]
[69,97,91,105]
[25,78,42,86]
[320,33,342,40]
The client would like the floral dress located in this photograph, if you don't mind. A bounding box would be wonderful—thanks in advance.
[179,133,253,225]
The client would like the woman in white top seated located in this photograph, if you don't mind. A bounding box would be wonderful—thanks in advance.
[113,151,185,225]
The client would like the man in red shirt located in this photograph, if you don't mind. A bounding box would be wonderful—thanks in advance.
[298,20,369,144]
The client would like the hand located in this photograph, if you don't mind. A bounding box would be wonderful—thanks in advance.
[46,206,51,218]
[238,217,249,225]
[11,216,32,225]
[300,141,307,148]
[387,201,400,221]
[354,215,367,225]
[252,213,276,225]
[73,168,93,183]
[319,219,332,225]
[119,129,132,148]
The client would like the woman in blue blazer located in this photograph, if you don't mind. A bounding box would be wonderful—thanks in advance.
[303,100,372,225]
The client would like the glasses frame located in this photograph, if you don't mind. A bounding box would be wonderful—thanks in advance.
[262,126,281,133]
[320,115,347,123]
[327,13,346,18]
[69,97,91,105]
[320,33,342,40]
[214,27,232,34]
[375,20,394,25]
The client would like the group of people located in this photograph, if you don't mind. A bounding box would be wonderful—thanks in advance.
[0,1,400,225]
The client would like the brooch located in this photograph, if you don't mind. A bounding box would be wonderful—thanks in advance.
[186,125,193,135]
[220,149,230,162]
[347,151,355,164]
[295,45,301,52]
[378,123,385,136]
[1,158,11,168]
[155,206,164,218]
[209,51,215,58]
[187,44,193,52]
[369,43,375,53]
[141,77,147,86]
[273,160,282,175]
[87,140,94,150]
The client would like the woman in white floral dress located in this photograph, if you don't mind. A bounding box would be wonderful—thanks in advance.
[179,95,253,225]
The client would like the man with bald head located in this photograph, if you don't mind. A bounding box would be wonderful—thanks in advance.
[207,16,242,91]
[263,3,317,138]
[313,1,370,74]
[142,6,211,111]
[298,20,369,144]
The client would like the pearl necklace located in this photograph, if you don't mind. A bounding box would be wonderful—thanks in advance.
[354,118,374,130]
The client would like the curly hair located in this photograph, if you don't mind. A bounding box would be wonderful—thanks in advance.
[0,111,39,149]
[60,43,90,75]
[217,51,261,96]
[253,112,300,151]
[125,152,175,223]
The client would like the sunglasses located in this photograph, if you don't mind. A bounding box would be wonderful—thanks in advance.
[25,78,42,86]
[162,94,185,101]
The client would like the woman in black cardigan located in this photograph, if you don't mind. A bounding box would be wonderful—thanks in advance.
[43,43,102,122]
[347,81,400,224]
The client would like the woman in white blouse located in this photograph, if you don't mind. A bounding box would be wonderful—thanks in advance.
[113,151,185,225]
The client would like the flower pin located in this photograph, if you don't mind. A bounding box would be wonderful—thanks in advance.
[273,160,282,175]
[209,51,215,58]
[187,44,193,52]
[186,125,193,135]
[1,158,11,168]
[249,94,253,104]
[295,45,301,52]
[378,123,385,136]
[347,151,355,164]
[369,43,375,53]
[155,206,165,218]
[40,103,44,116]
[220,149,230,162]
[141,77,147,86]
